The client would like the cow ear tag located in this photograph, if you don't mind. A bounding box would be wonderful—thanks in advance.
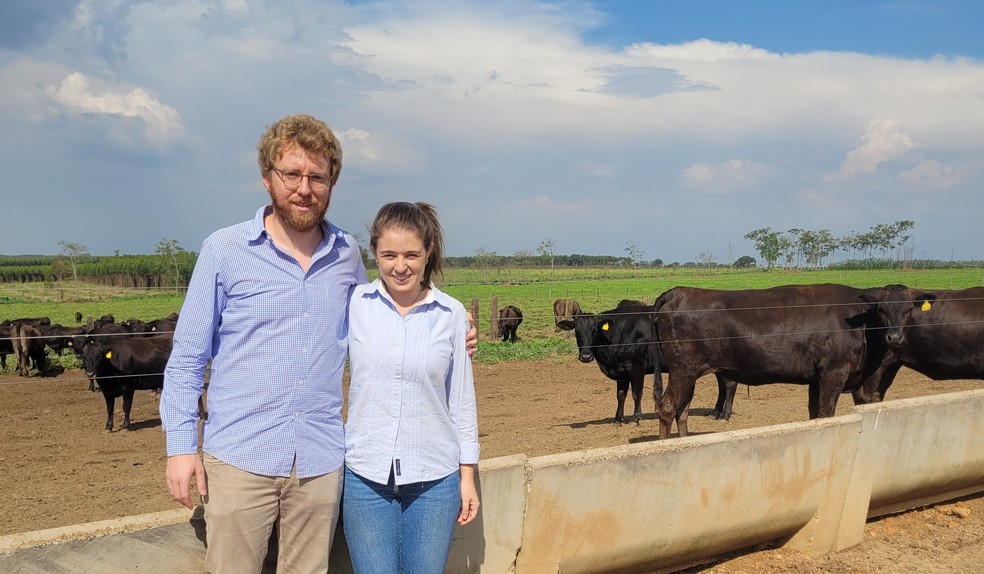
[601,321,610,331]
[105,351,112,359]
[921,301,932,312]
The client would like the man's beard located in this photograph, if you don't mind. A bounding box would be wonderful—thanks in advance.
[270,195,329,232]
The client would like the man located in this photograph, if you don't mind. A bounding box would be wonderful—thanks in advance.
[162,114,475,573]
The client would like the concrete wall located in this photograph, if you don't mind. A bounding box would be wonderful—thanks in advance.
[3,390,984,573]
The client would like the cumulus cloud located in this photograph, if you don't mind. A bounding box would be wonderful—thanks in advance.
[46,72,185,145]
[338,128,427,174]
[681,159,771,193]
[898,159,962,190]
[824,118,921,181]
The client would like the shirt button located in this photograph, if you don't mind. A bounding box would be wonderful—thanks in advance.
[302,347,308,353]
[298,380,305,386]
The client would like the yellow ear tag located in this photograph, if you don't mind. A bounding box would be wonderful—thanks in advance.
[921,301,932,312]
[105,351,112,359]
[601,322,610,331]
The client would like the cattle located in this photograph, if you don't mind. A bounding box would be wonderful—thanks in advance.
[652,284,883,439]
[1,317,51,328]
[0,324,12,370]
[497,305,523,342]
[78,334,173,431]
[70,323,132,392]
[553,299,583,331]
[38,324,87,355]
[858,285,984,401]
[122,312,179,337]
[571,301,661,425]
[11,323,47,377]
[75,311,83,324]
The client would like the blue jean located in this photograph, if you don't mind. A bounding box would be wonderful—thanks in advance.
[342,466,460,574]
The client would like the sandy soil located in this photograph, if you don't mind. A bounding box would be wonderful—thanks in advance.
[1,359,982,573]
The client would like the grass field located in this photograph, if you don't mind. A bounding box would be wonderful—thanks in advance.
[2,266,982,366]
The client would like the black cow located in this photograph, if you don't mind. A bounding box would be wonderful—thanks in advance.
[3,317,53,371]
[79,334,173,431]
[11,323,47,376]
[122,312,179,337]
[652,284,882,439]
[70,323,131,391]
[553,299,583,331]
[75,311,83,324]
[858,285,984,401]
[39,324,87,355]
[1,317,51,328]
[571,302,661,425]
[497,305,523,342]
[0,324,12,370]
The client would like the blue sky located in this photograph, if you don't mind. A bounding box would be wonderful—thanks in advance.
[1,0,982,264]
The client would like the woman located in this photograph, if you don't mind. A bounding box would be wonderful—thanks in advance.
[343,201,480,572]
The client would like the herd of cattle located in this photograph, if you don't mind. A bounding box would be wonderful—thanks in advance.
[3,283,982,440]
[0,313,178,431]
[550,284,984,438]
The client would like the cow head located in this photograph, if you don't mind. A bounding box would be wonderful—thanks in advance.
[79,339,111,379]
[858,284,937,349]
[572,313,608,363]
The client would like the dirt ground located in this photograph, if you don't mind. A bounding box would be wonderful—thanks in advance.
[1,359,982,573]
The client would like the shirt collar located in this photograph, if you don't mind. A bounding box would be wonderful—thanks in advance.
[247,204,336,248]
[367,278,453,312]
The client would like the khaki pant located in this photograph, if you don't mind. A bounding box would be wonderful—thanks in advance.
[202,453,342,574]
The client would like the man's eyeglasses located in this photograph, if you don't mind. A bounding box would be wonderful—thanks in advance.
[271,168,331,192]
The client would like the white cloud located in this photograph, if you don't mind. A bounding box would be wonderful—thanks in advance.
[47,72,185,145]
[338,128,427,174]
[681,159,771,193]
[824,118,921,181]
[898,159,962,190]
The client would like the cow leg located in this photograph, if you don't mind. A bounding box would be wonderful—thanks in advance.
[658,374,696,439]
[808,379,842,419]
[712,375,738,421]
[102,391,116,432]
[614,379,630,425]
[630,374,644,425]
[121,387,136,431]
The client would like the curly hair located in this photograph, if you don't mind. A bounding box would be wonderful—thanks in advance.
[256,114,343,186]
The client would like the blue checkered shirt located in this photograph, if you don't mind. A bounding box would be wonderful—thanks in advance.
[161,205,367,478]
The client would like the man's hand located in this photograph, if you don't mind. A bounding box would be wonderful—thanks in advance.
[165,454,207,509]
[465,312,478,357]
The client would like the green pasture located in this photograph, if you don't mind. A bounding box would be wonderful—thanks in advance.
[2,267,982,369]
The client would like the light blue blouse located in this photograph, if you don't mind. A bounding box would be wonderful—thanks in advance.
[345,279,480,485]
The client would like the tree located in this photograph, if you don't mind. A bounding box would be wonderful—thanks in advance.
[58,241,90,299]
[537,238,557,278]
[512,249,533,281]
[155,239,187,294]
[624,240,644,267]
[743,228,782,269]
[697,251,717,268]
[734,255,756,268]
[473,248,501,282]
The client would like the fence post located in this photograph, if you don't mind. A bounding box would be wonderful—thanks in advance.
[470,298,480,341]
[490,296,499,342]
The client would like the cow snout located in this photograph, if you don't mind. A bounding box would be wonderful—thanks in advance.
[885,329,905,348]
[578,353,594,363]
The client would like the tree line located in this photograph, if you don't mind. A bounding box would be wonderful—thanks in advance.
[1,220,979,288]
